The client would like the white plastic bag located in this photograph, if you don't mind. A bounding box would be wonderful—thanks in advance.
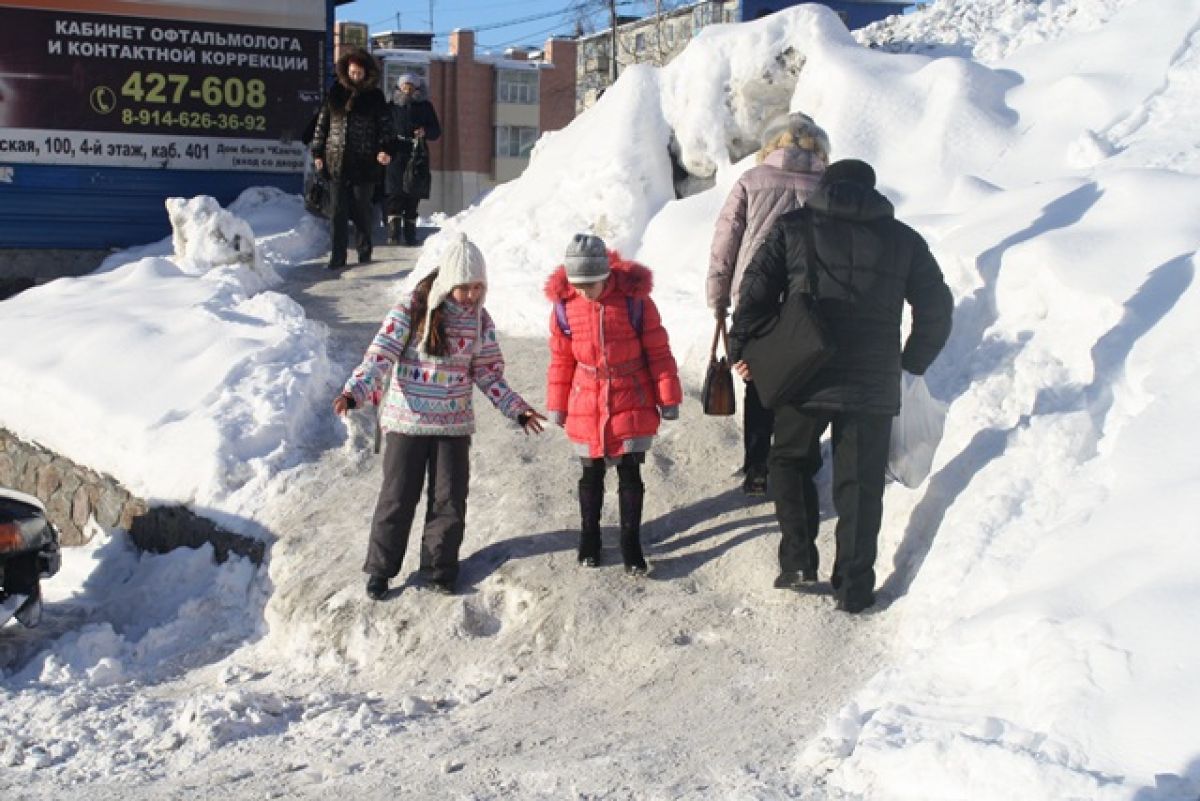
[886,374,947,489]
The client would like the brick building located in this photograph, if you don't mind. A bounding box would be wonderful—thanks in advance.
[335,23,577,217]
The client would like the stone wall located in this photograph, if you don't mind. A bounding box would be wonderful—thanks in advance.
[0,429,264,564]
[0,429,147,546]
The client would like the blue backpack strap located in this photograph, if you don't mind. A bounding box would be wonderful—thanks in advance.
[557,297,641,337]
[626,296,644,335]
[554,300,572,337]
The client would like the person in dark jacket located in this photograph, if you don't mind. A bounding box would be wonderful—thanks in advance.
[729,159,953,613]
[385,73,441,246]
[311,49,396,270]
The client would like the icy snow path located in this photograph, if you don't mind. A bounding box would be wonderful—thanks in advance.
[5,243,891,799]
[246,244,891,799]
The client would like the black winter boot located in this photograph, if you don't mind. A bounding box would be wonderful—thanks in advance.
[578,478,604,567]
[402,218,418,246]
[618,482,647,575]
[366,574,389,601]
[386,217,402,245]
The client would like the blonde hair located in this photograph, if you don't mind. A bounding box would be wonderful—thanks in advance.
[757,112,830,164]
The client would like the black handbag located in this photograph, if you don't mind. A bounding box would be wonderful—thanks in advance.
[701,317,736,416]
[304,169,331,218]
[402,137,432,199]
[741,214,835,409]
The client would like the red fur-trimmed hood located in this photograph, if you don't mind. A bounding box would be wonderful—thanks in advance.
[544,252,654,302]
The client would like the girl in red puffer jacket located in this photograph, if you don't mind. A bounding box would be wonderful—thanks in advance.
[544,234,683,574]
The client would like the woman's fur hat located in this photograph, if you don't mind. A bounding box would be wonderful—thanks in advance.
[757,112,830,164]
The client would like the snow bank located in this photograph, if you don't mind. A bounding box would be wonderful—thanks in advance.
[0,188,334,525]
[858,0,1141,63]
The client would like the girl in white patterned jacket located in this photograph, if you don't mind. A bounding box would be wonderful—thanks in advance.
[333,233,546,599]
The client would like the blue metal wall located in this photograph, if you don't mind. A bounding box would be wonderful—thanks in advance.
[0,165,301,250]
[740,0,910,29]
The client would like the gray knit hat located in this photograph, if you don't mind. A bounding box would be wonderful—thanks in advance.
[564,233,609,282]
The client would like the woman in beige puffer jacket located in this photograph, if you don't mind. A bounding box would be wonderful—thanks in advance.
[707,112,829,495]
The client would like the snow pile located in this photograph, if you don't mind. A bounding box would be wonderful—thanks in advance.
[0,527,262,772]
[858,0,1140,62]
[0,188,334,524]
[658,10,843,176]
[166,194,272,287]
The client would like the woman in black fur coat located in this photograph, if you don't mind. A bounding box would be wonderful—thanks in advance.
[311,49,397,270]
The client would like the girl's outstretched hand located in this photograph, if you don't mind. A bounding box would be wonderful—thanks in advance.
[332,393,355,416]
[518,409,547,435]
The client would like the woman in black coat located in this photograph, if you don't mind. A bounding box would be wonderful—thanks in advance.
[384,73,441,246]
[311,49,396,269]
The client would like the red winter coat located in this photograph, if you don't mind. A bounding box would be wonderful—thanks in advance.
[545,255,683,459]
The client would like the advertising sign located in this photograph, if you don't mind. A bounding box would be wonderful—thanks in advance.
[0,1,325,173]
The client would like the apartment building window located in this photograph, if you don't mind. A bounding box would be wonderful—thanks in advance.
[497,70,539,105]
[582,40,611,74]
[496,125,538,158]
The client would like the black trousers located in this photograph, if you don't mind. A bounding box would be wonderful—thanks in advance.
[385,192,421,221]
[329,178,375,262]
[364,433,471,583]
[770,406,891,607]
[742,380,775,473]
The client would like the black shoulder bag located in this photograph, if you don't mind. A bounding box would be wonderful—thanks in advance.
[740,213,836,409]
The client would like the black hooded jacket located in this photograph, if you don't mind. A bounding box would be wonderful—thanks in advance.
[310,51,396,184]
[730,178,953,415]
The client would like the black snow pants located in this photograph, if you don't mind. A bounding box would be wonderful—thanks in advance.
[363,432,471,583]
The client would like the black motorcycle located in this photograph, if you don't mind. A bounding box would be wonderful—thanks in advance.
[1,488,61,628]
